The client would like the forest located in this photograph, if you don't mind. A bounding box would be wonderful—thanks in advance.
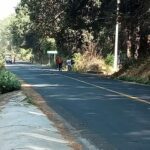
[0,0,150,82]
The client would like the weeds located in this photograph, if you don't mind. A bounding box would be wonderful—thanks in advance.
[105,53,114,66]
[72,52,113,75]
[113,57,150,85]
[25,97,35,105]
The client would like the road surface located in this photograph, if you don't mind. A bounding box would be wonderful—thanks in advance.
[6,62,150,150]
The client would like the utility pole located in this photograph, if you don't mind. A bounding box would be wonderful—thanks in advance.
[114,0,121,72]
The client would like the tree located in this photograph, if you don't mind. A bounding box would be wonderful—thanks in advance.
[119,0,150,59]
[12,0,150,65]
[0,17,14,65]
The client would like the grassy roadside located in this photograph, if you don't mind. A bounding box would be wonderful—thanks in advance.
[112,57,150,85]
[72,52,150,85]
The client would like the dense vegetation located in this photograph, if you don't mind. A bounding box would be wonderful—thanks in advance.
[0,0,150,80]
[12,0,149,60]
[0,69,21,94]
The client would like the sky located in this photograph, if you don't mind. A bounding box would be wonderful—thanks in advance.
[0,0,20,20]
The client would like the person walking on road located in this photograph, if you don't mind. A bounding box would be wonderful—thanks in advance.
[56,56,63,71]
[66,59,72,71]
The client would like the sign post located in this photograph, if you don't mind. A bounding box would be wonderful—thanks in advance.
[47,51,58,66]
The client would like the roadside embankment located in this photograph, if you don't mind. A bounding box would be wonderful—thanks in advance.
[112,57,150,85]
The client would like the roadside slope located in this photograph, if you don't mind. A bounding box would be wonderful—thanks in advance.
[113,57,150,84]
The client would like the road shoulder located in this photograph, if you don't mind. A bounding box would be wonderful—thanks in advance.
[21,82,82,150]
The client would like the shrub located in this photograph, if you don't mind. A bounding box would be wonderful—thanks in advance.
[72,52,113,75]
[0,69,21,94]
[105,53,114,66]
[72,53,86,72]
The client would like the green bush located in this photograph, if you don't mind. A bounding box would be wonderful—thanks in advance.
[105,53,114,66]
[0,69,21,94]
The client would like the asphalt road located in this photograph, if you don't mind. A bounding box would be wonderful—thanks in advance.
[7,62,150,150]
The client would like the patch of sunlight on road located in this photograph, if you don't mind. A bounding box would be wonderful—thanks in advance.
[19,133,69,143]
[28,111,46,116]
[25,145,52,150]
[126,130,150,136]
[22,83,61,87]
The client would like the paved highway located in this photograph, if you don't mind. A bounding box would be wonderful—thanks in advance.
[7,63,150,150]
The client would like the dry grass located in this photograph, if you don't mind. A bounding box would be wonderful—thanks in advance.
[114,57,150,84]
[73,51,113,75]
